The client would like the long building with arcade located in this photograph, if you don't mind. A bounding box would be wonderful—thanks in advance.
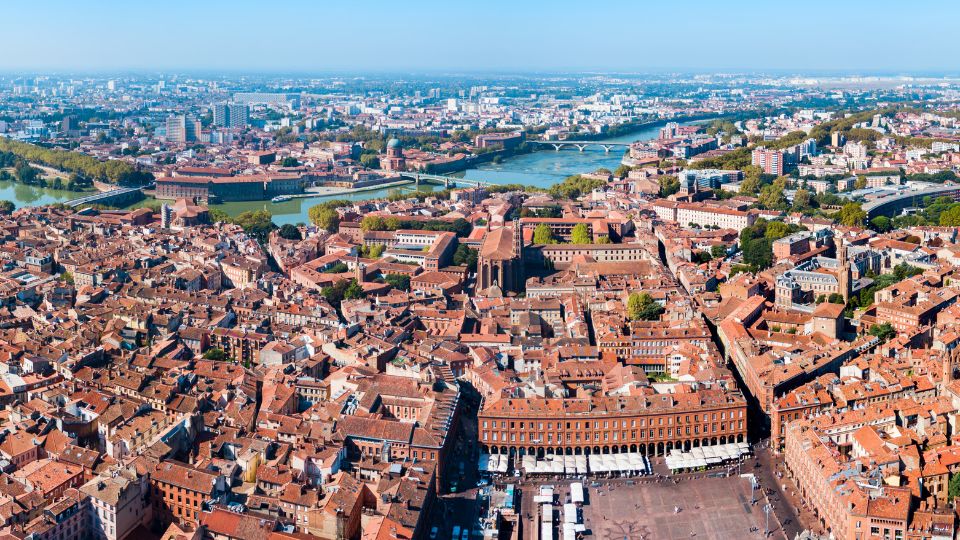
[477,389,747,458]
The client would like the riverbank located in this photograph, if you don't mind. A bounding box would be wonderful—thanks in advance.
[0,179,92,207]
[284,179,417,200]
[1,166,95,195]
[415,114,722,180]
[128,115,718,224]
[455,115,723,189]
[549,113,721,143]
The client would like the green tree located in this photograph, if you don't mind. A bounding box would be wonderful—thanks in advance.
[614,164,632,177]
[764,221,790,240]
[854,176,867,190]
[868,322,895,342]
[309,206,340,231]
[549,174,607,199]
[658,176,680,197]
[322,280,347,307]
[742,237,773,270]
[689,146,751,170]
[278,224,301,240]
[627,292,644,321]
[940,205,960,226]
[757,177,788,210]
[452,244,478,271]
[359,154,380,169]
[627,292,664,321]
[322,262,349,274]
[16,164,40,184]
[792,189,812,212]
[711,244,727,259]
[362,244,385,258]
[0,200,15,214]
[202,348,228,361]
[321,278,364,309]
[361,215,387,232]
[449,218,472,237]
[208,208,231,223]
[949,472,960,501]
[893,263,922,281]
[870,216,892,232]
[343,279,365,300]
[533,223,556,245]
[233,209,276,243]
[384,216,403,231]
[596,235,612,244]
[116,169,155,187]
[280,157,300,167]
[836,203,867,227]
[0,137,146,183]
[570,223,591,244]
[693,251,712,264]
[385,274,411,291]
[738,165,763,195]
[827,293,845,304]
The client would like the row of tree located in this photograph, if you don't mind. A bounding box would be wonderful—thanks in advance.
[531,223,603,245]
[307,199,351,232]
[0,138,153,185]
[360,215,472,237]
[209,208,276,243]
[737,219,806,271]
[548,174,608,200]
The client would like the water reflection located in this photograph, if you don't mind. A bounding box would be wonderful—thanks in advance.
[0,180,81,208]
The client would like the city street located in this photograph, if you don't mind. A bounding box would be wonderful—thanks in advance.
[428,391,491,540]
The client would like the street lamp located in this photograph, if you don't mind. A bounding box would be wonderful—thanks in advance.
[763,504,772,537]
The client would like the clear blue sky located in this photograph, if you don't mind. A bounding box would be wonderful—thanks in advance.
[4,0,959,73]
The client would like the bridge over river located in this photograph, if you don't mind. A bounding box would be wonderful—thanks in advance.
[527,140,633,152]
[397,172,493,189]
[64,187,144,209]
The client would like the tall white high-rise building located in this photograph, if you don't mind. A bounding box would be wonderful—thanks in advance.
[212,103,249,128]
[165,115,199,144]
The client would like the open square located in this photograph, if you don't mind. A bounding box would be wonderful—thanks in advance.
[522,476,775,540]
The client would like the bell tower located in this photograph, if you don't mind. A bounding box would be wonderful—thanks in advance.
[838,239,851,302]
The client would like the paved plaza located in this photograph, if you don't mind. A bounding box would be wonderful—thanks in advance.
[521,475,780,540]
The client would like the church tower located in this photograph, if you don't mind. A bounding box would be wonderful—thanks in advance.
[838,239,852,302]
[513,219,523,261]
[513,219,525,293]
[354,255,365,283]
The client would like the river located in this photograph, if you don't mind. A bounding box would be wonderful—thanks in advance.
[0,180,87,208]
[0,120,686,225]
[459,121,667,188]
[224,120,672,225]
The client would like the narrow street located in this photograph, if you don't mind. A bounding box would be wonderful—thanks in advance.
[427,389,485,539]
